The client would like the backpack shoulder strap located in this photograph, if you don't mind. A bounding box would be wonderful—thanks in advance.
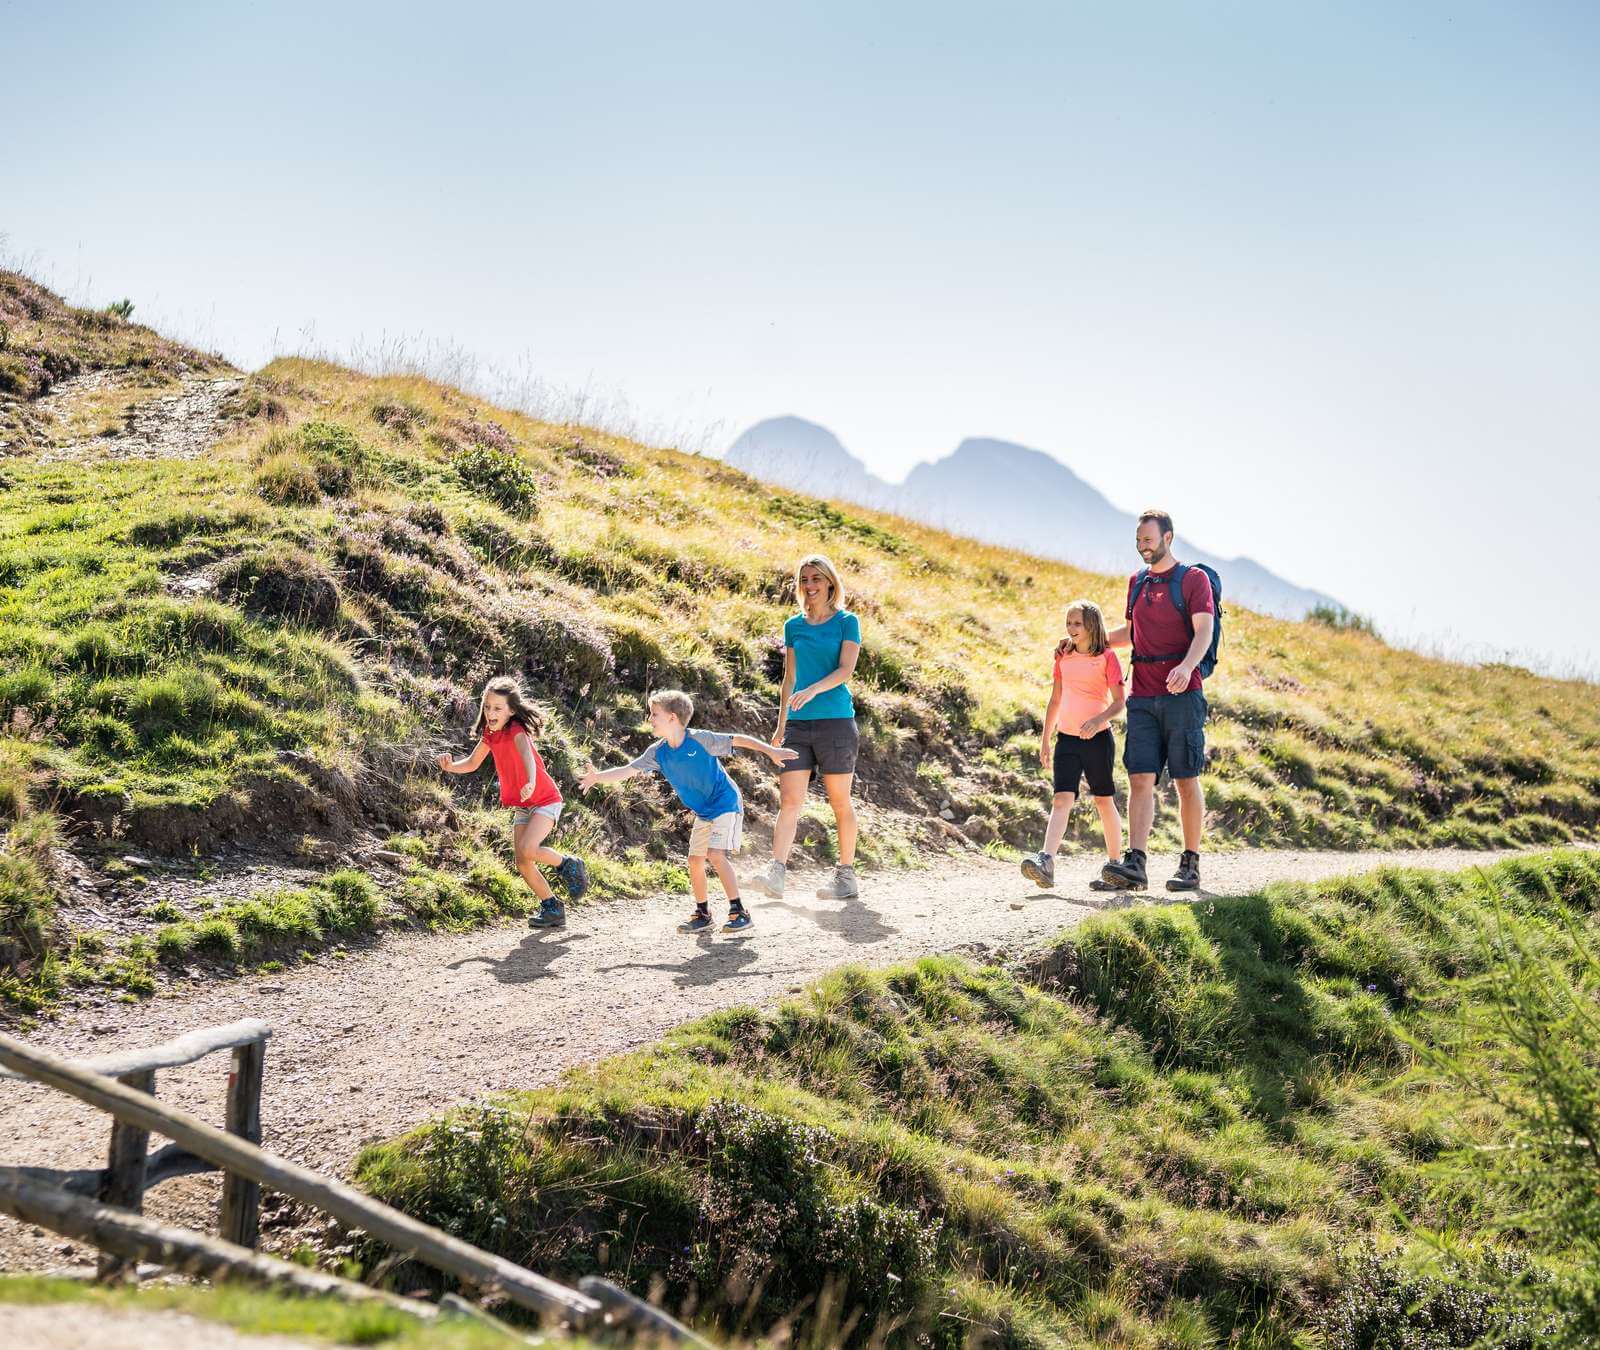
[1127,568,1152,619]
[1167,562,1191,625]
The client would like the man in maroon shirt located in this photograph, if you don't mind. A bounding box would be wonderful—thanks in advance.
[1100,509,1214,892]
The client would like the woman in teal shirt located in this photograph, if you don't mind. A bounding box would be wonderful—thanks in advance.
[749,553,863,901]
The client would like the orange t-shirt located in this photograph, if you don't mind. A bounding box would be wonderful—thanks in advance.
[1054,648,1124,737]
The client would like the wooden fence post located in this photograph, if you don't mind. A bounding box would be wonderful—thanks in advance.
[219,1037,265,1248]
[96,1069,153,1281]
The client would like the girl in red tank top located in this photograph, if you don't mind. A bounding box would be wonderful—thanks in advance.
[437,676,588,928]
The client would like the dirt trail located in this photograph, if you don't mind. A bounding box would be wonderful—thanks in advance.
[33,369,241,464]
[0,847,1541,1274]
[0,1301,314,1349]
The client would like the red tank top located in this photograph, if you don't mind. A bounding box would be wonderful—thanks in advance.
[481,726,562,808]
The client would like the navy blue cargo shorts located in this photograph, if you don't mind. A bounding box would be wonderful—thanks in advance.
[1123,689,1208,781]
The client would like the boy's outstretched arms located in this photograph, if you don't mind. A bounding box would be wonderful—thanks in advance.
[578,760,638,792]
[729,733,798,768]
[437,743,490,774]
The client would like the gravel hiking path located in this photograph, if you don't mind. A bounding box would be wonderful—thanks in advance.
[0,847,1541,1274]
[0,1301,314,1349]
[32,369,242,464]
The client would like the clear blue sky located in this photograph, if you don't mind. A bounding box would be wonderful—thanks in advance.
[5,1,1597,674]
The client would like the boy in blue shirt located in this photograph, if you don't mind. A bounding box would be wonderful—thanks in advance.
[580,689,795,932]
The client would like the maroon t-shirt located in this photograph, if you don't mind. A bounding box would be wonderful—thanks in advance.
[1126,565,1215,698]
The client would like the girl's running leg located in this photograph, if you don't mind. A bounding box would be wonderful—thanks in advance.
[1042,791,1076,857]
[1092,794,1123,861]
[513,816,557,901]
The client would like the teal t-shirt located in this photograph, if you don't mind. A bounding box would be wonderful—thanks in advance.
[784,609,861,721]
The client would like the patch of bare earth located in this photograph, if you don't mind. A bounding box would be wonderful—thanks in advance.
[0,1301,314,1350]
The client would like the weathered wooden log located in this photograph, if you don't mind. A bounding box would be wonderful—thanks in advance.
[219,1038,265,1249]
[97,1068,153,1281]
[4,1143,216,1198]
[0,1031,600,1325]
[0,1165,436,1318]
[579,1275,717,1348]
[0,1019,270,1082]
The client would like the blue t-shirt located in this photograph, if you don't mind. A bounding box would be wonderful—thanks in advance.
[784,609,861,721]
[627,729,741,820]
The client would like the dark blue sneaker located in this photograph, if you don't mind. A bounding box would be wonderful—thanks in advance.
[528,898,566,929]
[722,904,753,933]
[557,855,590,900]
[678,906,713,934]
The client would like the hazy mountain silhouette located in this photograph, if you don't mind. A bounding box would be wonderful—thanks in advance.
[725,418,1338,619]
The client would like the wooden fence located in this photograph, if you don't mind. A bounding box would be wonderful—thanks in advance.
[0,1023,711,1345]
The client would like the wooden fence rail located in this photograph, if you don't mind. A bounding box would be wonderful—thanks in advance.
[0,1028,602,1326]
[0,1018,270,1278]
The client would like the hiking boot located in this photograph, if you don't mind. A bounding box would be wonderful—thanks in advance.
[722,902,754,933]
[1089,877,1119,892]
[815,865,859,900]
[528,898,566,928]
[1100,849,1148,890]
[678,905,713,934]
[557,855,589,901]
[747,860,786,899]
[1166,850,1201,892]
[1020,852,1055,888]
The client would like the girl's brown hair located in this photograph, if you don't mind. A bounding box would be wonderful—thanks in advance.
[473,675,547,739]
[1065,599,1109,657]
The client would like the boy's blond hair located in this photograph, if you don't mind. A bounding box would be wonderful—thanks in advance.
[794,553,845,612]
[1065,599,1110,656]
[648,688,695,725]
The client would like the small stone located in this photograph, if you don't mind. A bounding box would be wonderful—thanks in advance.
[939,808,956,821]
[121,854,154,867]
[91,1024,117,1035]
[1009,902,1025,911]
[258,984,285,994]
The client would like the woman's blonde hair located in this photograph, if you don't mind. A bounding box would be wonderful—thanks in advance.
[473,675,547,738]
[794,553,845,613]
[1065,600,1109,656]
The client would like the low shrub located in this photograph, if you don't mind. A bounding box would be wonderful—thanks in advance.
[452,443,540,517]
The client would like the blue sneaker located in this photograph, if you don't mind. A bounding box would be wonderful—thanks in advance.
[678,907,713,934]
[528,899,566,929]
[557,855,590,900]
[722,905,753,933]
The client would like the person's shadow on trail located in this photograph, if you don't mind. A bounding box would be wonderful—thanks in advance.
[599,939,764,989]
[447,930,593,984]
[759,893,900,946]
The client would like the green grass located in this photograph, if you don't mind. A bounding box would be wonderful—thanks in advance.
[354,851,1600,1347]
[4,265,1598,1016]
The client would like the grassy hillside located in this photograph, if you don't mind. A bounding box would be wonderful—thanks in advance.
[3,268,1598,1011]
[356,850,1600,1347]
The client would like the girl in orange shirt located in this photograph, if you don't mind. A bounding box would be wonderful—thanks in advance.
[1022,600,1126,891]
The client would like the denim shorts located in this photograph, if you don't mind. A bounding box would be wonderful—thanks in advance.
[511,802,563,827]
[1123,689,1208,781]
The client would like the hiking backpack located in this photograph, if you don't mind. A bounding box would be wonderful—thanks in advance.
[1127,561,1223,678]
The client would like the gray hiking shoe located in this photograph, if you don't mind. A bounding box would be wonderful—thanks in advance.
[815,865,859,900]
[748,860,786,899]
[1020,852,1055,888]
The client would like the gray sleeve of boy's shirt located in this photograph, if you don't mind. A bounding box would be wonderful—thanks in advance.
[688,729,735,757]
[626,741,662,773]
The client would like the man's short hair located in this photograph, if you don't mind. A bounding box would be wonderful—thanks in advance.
[1138,508,1174,537]
[648,688,695,724]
